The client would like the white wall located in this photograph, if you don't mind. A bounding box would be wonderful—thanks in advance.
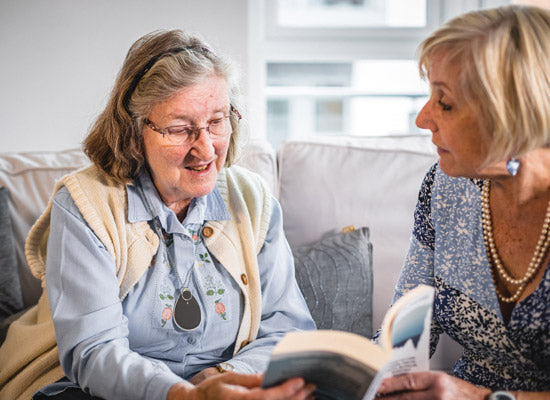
[0,0,248,153]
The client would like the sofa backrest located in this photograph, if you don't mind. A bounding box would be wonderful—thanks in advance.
[277,134,437,326]
[277,135,462,372]
[0,149,91,306]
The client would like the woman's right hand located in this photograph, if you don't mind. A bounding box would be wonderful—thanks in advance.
[167,372,315,400]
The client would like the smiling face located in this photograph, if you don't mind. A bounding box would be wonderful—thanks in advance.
[415,52,490,178]
[143,74,231,216]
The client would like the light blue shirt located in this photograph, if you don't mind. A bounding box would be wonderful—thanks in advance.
[39,171,315,400]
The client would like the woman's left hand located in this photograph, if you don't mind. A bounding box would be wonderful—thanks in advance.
[376,371,491,399]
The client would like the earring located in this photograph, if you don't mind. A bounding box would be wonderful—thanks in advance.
[506,158,520,176]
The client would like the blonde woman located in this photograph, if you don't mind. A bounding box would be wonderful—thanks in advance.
[377,5,550,400]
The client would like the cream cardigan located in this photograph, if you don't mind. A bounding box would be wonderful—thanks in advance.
[0,164,272,400]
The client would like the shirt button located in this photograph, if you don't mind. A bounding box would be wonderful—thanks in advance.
[240,273,248,285]
[187,336,196,344]
[202,226,214,238]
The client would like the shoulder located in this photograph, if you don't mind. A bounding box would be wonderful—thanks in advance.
[216,167,273,246]
[63,164,125,192]
[217,166,272,208]
[52,185,85,220]
[61,165,127,207]
[418,163,438,205]
[219,165,270,191]
[413,163,481,245]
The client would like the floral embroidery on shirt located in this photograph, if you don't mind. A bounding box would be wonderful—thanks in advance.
[214,300,226,319]
[188,228,199,244]
[205,276,227,320]
[188,227,212,266]
[198,252,211,266]
[159,288,175,327]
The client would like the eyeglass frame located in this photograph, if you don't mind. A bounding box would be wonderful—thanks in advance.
[143,104,242,145]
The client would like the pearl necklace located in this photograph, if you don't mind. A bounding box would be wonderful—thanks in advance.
[481,179,550,303]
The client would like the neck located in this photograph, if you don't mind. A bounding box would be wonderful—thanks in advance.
[152,185,192,222]
[165,199,190,222]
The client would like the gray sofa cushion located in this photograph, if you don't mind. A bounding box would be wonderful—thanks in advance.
[0,187,23,323]
[293,226,374,338]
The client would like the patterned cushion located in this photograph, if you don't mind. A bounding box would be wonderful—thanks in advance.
[293,226,374,338]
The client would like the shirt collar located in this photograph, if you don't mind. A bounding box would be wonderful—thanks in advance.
[127,170,231,232]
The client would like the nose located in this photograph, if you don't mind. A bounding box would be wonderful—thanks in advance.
[415,100,436,132]
[190,127,215,159]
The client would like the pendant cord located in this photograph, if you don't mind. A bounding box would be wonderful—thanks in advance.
[136,181,196,290]
[136,179,203,331]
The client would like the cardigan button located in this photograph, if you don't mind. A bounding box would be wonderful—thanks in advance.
[240,273,248,285]
[202,226,214,238]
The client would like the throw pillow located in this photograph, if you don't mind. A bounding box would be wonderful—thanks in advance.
[0,187,23,322]
[293,226,374,338]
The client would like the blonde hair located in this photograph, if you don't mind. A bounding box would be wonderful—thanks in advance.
[418,5,550,165]
[84,29,243,183]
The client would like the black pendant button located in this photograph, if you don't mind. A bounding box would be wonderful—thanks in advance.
[174,288,201,331]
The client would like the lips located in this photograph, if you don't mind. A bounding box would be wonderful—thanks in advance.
[436,146,449,156]
[185,162,211,172]
[432,141,448,155]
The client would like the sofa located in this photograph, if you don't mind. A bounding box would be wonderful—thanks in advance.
[0,134,462,376]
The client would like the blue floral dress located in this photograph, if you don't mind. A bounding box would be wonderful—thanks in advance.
[394,163,550,391]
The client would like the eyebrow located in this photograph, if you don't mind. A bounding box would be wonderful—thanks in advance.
[430,81,451,91]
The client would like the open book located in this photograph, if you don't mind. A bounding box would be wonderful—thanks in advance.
[262,284,435,400]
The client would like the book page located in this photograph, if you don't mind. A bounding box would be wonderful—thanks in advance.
[385,285,434,373]
[268,330,390,370]
[363,285,434,400]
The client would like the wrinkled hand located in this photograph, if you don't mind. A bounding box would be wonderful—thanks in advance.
[189,367,220,385]
[376,371,491,400]
[168,372,315,400]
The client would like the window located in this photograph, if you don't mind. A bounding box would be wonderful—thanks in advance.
[265,0,439,38]
[265,60,428,148]
[275,0,428,29]
[248,0,510,148]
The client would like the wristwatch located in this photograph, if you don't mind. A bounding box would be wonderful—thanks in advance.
[488,390,516,400]
[215,362,234,373]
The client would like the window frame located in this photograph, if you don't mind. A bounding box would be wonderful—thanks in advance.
[265,0,441,40]
[247,0,510,143]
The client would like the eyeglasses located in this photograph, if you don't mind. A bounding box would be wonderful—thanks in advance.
[144,105,242,146]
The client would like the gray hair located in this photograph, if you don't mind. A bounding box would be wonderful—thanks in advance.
[84,29,243,183]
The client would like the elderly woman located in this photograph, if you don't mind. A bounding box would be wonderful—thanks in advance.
[0,30,315,400]
[376,5,550,400]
